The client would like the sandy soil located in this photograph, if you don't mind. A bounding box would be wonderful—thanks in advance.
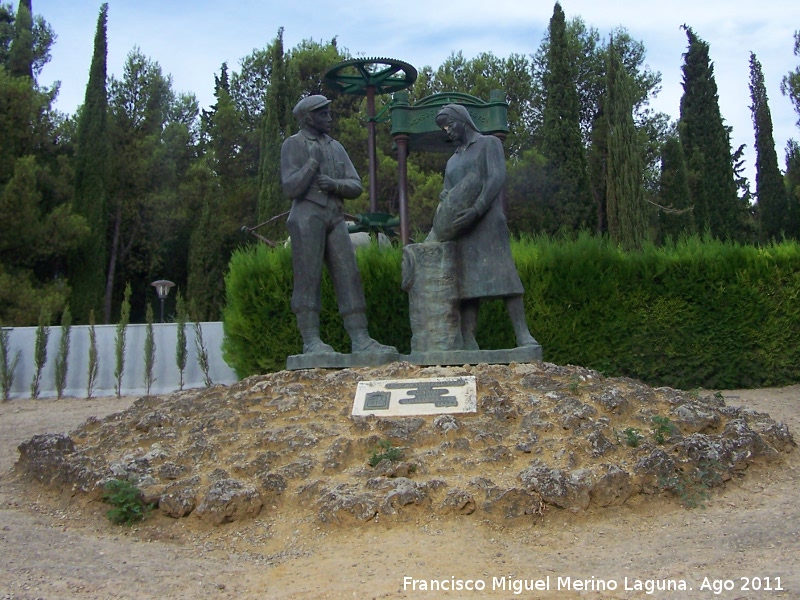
[1,385,798,600]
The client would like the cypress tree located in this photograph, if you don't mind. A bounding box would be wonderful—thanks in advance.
[69,4,109,323]
[541,2,593,232]
[678,26,742,240]
[749,52,788,241]
[658,134,694,240]
[187,194,226,321]
[587,108,608,234]
[605,36,647,250]
[785,141,800,239]
[257,28,293,232]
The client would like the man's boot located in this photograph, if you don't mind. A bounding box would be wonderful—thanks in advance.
[343,313,397,354]
[296,311,335,354]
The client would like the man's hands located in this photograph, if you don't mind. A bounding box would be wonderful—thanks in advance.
[309,141,339,195]
[317,174,338,193]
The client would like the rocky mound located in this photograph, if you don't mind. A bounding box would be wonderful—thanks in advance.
[13,362,795,527]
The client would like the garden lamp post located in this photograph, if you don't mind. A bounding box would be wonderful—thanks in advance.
[150,280,175,323]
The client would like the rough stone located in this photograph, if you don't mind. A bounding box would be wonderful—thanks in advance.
[194,478,263,524]
[11,361,795,527]
[518,463,592,511]
[590,465,635,507]
[160,477,200,518]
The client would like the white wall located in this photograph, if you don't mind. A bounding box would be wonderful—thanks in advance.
[2,322,239,399]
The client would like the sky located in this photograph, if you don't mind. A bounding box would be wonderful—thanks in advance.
[30,0,800,184]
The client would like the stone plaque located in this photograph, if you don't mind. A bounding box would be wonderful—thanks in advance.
[352,376,477,417]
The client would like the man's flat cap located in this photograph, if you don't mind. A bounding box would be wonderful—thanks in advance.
[293,95,332,120]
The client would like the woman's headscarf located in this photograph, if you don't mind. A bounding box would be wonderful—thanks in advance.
[435,104,479,132]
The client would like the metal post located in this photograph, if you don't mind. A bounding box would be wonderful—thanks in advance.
[396,133,410,245]
[366,86,378,213]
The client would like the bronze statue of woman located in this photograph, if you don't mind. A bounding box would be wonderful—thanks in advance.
[428,103,538,350]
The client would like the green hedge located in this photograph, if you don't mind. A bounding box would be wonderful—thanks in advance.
[223,235,800,389]
[222,243,409,376]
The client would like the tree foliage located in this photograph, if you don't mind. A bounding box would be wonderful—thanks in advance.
[69,3,108,323]
[678,26,743,240]
[605,36,648,250]
[541,2,594,232]
[781,30,800,128]
[749,52,788,241]
[4,3,790,329]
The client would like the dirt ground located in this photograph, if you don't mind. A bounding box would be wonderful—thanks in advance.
[1,384,798,600]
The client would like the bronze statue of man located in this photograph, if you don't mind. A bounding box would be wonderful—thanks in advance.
[428,103,539,350]
[280,95,395,355]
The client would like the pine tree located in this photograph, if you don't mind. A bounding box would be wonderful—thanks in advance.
[541,2,594,232]
[605,36,647,250]
[678,26,742,240]
[749,53,788,241]
[69,4,109,323]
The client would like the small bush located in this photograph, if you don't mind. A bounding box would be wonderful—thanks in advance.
[144,304,156,394]
[30,308,50,399]
[54,307,72,399]
[651,416,678,445]
[175,292,188,390]
[86,310,98,399]
[102,478,153,525]
[193,321,212,387]
[114,284,131,398]
[659,460,723,509]
[621,427,643,447]
[369,439,403,467]
[1,325,21,401]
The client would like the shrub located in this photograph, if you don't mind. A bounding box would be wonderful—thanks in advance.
[175,292,187,390]
[102,479,153,525]
[222,235,800,389]
[1,325,21,401]
[144,304,156,395]
[114,284,131,398]
[86,310,98,399]
[222,243,408,377]
[54,307,72,399]
[193,321,212,387]
[30,308,50,399]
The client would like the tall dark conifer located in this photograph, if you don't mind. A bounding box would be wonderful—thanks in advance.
[587,108,608,233]
[257,28,293,230]
[541,2,593,231]
[785,141,800,239]
[7,0,32,78]
[658,134,694,240]
[69,3,109,323]
[678,26,742,240]
[749,52,787,240]
[605,36,647,250]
